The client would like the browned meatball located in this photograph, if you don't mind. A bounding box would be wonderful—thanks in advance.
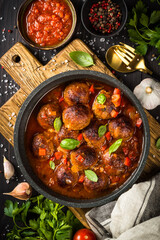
[37,103,61,129]
[57,125,79,142]
[83,122,106,149]
[64,82,89,106]
[70,145,98,172]
[32,133,54,159]
[108,116,134,140]
[83,171,108,192]
[54,164,77,187]
[62,104,92,130]
[92,90,118,119]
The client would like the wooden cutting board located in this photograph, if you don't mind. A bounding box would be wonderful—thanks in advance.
[0,39,160,228]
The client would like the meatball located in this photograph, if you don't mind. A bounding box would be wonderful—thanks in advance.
[70,145,98,172]
[64,82,89,106]
[83,171,108,192]
[54,164,77,187]
[57,125,79,142]
[62,104,92,130]
[102,150,126,175]
[37,103,61,129]
[92,90,118,119]
[32,133,54,159]
[108,116,134,140]
[83,122,106,149]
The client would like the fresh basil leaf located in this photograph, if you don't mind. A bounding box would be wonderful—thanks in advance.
[98,125,107,137]
[54,117,62,132]
[97,93,106,104]
[150,11,160,24]
[49,161,55,170]
[109,139,122,155]
[140,13,148,27]
[85,170,98,182]
[156,138,160,149]
[69,51,94,67]
[60,139,80,150]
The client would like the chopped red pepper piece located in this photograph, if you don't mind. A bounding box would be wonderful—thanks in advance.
[63,158,67,165]
[124,157,131,167]
[39,148,46,156]
[59,96,64,103]
[105,131,111,141]
[111,94,121,107]
[111,109,119,118]
[89,84,94,94]
[54,152,62,160]
[77,133,83,141]
[78,174,85,183]
[113,88,121,95]
[77,155,84,163]
[49,156,55,161]
[136,118,142,128]
[101,145,107,151]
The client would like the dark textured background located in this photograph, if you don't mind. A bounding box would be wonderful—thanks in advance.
[0,0,160,238]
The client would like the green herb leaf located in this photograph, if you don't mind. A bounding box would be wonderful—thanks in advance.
[98,125,107,137]
[140,13,148,27]
[135,0,147,14]
[156,138,160,149]
[150,11,160,24]
[135,43,148,55]
[69,51,94,67]
[29,219,39,230]
[54,117,62,132]
[60,138,80,150]
[49,161,55,170]
[109,139,122,155]
[4,200,18,217]
[97,93,106,104]
[85,170,98,182]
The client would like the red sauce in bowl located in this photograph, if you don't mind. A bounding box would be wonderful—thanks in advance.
[25,0,73,47]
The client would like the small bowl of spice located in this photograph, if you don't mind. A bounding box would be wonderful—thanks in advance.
[81,0,127,37]
[17,0,77,50]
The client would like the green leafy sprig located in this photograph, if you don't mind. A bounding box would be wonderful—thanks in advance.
[4,195,83,240]
[128,0,160,62]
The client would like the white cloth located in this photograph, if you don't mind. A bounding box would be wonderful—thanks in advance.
[85,173,160,240]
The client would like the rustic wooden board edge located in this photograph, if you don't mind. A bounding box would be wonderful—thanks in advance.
[0,38,160,229]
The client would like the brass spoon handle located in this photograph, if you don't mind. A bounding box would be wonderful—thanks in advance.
[139,68,153,75]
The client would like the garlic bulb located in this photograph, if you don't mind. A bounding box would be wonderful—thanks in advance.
[133,78,160,110]
[3,182,32,200]
[3,156,15,180]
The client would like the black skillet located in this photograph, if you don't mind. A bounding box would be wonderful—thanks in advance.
[14,70,150,208]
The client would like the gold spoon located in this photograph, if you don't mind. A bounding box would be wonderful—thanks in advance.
[105,44,152,74]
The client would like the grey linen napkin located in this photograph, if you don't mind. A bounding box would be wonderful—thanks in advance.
[85,172,160,240]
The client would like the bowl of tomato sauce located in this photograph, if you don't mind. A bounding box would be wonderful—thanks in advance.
[17,0,77,49]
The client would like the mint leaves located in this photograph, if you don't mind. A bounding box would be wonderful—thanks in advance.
[128,0,160,61]
[4,195,83,239]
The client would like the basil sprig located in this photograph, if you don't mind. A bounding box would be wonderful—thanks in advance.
[54,117,62,132]
[85,170,98,182]
[98,124,107,137]
[97,93,106,104]
[156,138,160,149]
[109,139,122,155]
[49,161,55,170]
[69,51,94,67]
[60,138,80,150]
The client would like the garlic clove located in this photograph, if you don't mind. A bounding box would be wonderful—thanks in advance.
[3,156,15,180]
[3,182,32,200]
[133,78,160,110]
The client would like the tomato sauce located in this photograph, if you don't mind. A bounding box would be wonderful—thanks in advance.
[25,0,73,47]
[25,80,143,199]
